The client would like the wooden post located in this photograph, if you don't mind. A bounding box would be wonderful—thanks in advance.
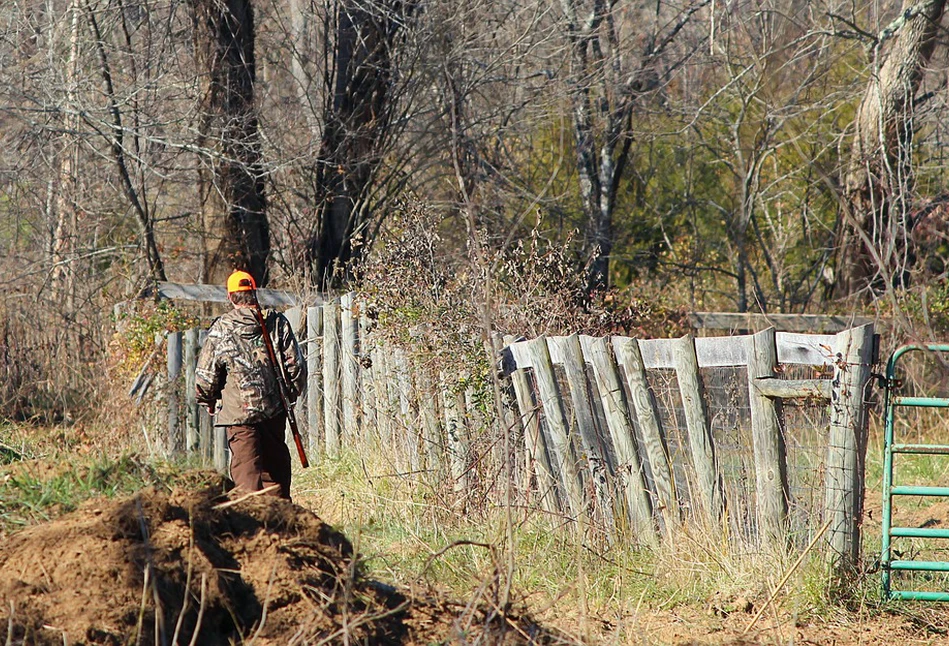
[183,329,199,454]
[198,330,212,462]
[583,336,656,545]
[613,337,677,533]
[528,337,587,522]
[213,426,227,474]
[385,347,403,448]
[284,307,302,334]
[673,334,723,523]
[359,308,377,440]
[340,292,359,440]
[440,370,469,497]
[395,348,419,471]
[555,334,615,533]
[746,328,789,547]
[322,300,341,455]
[167,331,183,456]
[417,363,441,470]
[372,345,392,442]
[824,324,874,577]
[306,305,323,459]
[504,336,561,515]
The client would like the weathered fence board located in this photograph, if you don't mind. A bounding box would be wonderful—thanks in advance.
[555,335,615,532]
[583,336,656,545]
[150,281,300,307]
[198,330,212,461]
[416,364,441,469]
[692,311,875,333]
[306,306,323,458]
[504,336,560,516]
[746,328,788,547]
[340,293,359,440]
[673,334,724,523]
[322,300,341,455]
[184,329,199,453]
[167,331,182,456]
[613,337,677,533]
[440,370,469,496]
[528,337,587,522]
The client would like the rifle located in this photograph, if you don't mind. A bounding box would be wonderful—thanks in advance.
[252,304,310,468]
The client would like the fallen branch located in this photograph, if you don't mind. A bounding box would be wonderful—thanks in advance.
[213,485,281,510]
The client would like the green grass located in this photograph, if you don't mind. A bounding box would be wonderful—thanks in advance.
[0,417,934,640]
[292,445,852,637]
[0,453,176,531]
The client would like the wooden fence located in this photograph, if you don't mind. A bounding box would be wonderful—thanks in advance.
[162,295,876,575]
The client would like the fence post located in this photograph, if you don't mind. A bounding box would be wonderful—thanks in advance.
[323,299,341,455]
[372,345,392,442]
[556,334,615,534]
[440,370,469,498]
[613,337,677,534]
[583,336,656,545]
[746,328,789,548]
[528,337,587,524]
[183,329,199,454]
[340,293,359,440]
[673,334,723,523]
[306,305,323,459]
[416,363,441,471]
[359,308,378,440]
[504,336,561,515]
[167,331,183,456]
[198,330,212,463]
[213,425,227,474]
[824,323,874,578]
[395,348,419,471]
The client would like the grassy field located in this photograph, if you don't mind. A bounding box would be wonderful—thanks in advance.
[3,418,949,644]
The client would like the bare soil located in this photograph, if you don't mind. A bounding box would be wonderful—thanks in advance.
[0,475,568,645]
[1,474,949,645]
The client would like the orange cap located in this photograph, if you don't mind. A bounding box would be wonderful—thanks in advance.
[226,270,257,293]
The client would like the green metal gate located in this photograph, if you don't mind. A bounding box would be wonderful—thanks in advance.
[881,344,949,601]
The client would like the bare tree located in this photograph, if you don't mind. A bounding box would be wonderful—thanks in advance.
[302,0,407,289]
[557,0,709,293]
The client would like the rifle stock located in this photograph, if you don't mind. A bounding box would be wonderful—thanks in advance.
[253,305,309,468]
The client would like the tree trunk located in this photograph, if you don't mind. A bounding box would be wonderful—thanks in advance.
[560,0,704,294]
[837,0,947,299]
[49,0,81,309]
[307,0,402,289]
[192,0,269,287]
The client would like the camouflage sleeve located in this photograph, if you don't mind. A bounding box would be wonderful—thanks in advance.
[276,313,306,402]
[194,323,226,406]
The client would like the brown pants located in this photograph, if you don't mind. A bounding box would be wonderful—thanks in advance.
[226,415,292,500]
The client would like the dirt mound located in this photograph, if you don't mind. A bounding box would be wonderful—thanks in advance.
[0,476,568,645]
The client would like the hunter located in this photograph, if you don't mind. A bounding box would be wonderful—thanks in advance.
[195,270,306,500]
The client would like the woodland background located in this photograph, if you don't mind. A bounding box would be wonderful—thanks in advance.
[3,0,949,423]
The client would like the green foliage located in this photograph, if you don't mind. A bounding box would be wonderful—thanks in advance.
[115,301,198,357]
[0,453,173,532]
[109,301,199,380]
[924,283,949,332]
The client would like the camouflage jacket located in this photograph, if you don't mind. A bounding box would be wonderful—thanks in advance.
[195,307,306,426]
